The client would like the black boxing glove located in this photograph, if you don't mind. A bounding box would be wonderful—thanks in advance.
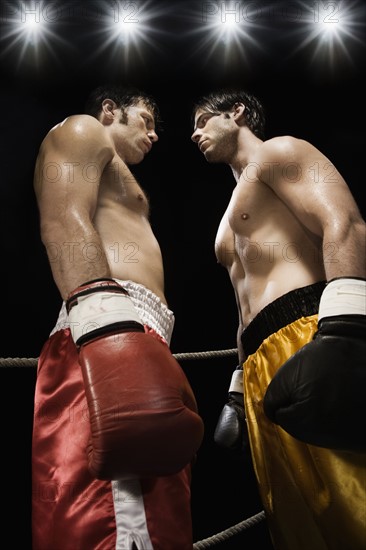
[263,277,366,451]
[214,366,250,454]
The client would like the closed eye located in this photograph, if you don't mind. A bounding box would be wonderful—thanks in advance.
[195,112,216,131]
[142,115,155,130]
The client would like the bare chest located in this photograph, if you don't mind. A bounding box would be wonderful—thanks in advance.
[215,177,305,268]
[227,178,273,236]
[100,156,149,214]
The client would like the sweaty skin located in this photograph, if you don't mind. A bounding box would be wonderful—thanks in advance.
[34,101,166,303]
[192,105,366,359]
[32,96,201,550]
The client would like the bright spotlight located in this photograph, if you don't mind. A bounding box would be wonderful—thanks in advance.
[182,1,265,67]
[290,1,366,68]
[89,1,170,66]
[209,7,246,44]
[114,18,140,44]
[0,1,69,68]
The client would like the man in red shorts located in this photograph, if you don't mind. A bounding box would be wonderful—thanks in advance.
[32,84,204,550]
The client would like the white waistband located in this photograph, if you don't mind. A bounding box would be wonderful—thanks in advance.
[49,280,175,345]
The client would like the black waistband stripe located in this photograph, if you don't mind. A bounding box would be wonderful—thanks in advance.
[241,281,326,356]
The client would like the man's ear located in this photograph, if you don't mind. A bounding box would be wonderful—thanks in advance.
[232,102,246,123]
[100,99,117,124]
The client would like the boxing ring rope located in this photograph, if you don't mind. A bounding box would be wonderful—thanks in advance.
[0,348,239,367]
[0,357,39,367]
[0,348,266,547]
[193,510,266,549]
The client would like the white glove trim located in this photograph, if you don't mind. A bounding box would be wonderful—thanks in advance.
[229,369,244,394]
[68,291,143,344]
[318,278,366,320]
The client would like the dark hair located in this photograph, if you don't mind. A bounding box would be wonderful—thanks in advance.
[84,84,161,126]
[192,89,266,139]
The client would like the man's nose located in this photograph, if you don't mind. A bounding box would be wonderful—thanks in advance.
[191,129,201,143]
[148,130,158,143]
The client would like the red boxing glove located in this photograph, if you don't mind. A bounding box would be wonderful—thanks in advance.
[67,278,204,480]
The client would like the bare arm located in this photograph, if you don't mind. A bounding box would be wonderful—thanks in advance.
[34,115,115,299]
[259,136,366,280]
[215,211,246,363]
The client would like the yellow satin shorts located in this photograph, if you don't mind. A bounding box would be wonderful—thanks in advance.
[243,315,366,550]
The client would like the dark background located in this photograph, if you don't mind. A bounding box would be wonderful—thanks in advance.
[1,1,365,548]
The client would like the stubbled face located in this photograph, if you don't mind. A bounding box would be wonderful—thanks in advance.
[191,107,238,164]
[113,100,158,164]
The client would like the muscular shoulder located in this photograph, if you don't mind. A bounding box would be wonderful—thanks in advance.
[39,114,114,161]
[254,136,327,187]
[257,135,313,163]
[46,114,105,140]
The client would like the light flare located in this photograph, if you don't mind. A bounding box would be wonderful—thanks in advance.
[288,1,366,69]
[0,1,70,69]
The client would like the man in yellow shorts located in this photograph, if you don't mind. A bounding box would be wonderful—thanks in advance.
[191,88,366,549]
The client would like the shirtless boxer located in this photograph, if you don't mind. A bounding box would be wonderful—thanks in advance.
[32,84,204,550]
[191,89,366,549]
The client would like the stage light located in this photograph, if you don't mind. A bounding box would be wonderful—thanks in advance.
[0,1,69,69]
[289,0,366,68]
[182,1,264,67]
[113,16,140,44]
[88,1,171,67]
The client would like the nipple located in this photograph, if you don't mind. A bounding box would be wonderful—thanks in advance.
[241,213,249,220]
[137,193,144,201]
